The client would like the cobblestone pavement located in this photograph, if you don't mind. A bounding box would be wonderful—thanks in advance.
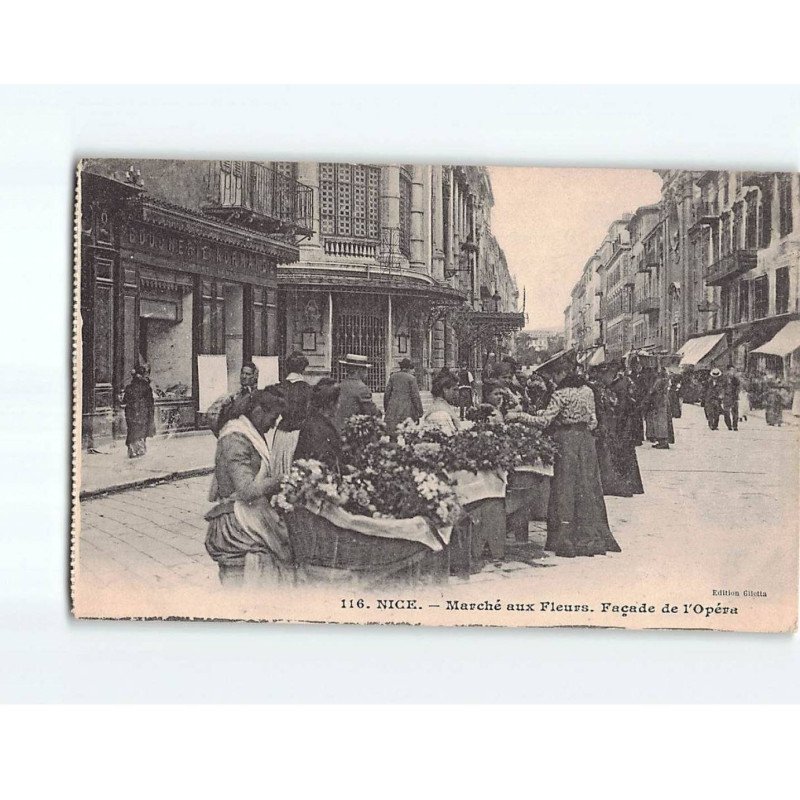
[78,477,217,591]
[76,403,798,604]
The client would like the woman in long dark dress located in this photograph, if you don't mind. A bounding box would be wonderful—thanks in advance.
[765,378,785,426]
[629,365,647,446]
[205,387,292,586]
[609,366,644,494]
[530,368,621,558]
[121,364,155,458]
[587,367,632,497]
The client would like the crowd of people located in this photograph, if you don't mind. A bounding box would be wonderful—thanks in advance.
[198,349,671,580]
[115,345,796,585]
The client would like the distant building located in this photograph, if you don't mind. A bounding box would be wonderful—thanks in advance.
[564,169,800,379]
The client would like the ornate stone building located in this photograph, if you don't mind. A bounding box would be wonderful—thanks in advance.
[78,160,523,446]
[278,163,522,391]
[79,159,312,447]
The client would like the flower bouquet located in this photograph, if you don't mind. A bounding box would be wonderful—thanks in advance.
[504,419,559,468]
[273,419,462,529]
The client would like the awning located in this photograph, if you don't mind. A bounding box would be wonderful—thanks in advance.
[676,333,727,368]
[534,348,576,373]
[578,345,605,367]
[751,320,800,357]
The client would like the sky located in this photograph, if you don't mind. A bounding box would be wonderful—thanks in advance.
[487,167,663,331]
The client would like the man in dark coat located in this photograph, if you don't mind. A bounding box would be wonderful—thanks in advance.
[383,358,423,434]
[722,364,740,431]
[704,368,724,430]
[334,353,380,432]
[208,361,260,437]
[122,363,155,458]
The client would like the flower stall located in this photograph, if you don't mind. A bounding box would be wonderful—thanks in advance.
[396,410,557,574]
[271,417,461,586]
[270,411,558,584]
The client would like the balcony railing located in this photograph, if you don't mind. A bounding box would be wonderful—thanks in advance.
[322,237,379,260]
[705,247,758,286]
[205,162,314,236]
[689,201,720,230]
[636,295,660,314]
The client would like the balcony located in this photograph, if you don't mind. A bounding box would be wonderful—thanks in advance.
[322,237,379,260]
[637,253,659,273]
[689,201,720,231]
[636,295,660,314]
[705,247,758,286]
[204,162,314,236]
[611,236,630,257]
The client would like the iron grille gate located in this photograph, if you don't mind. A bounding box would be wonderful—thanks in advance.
[333,311,386,392]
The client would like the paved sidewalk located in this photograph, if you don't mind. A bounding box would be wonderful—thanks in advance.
[78,390,436,497]
[79,432,216,498]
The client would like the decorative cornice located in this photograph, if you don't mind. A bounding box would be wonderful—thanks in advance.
[277,266,468,303]
[130,196,300,263]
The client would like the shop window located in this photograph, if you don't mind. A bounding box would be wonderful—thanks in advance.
[139,269,193,401]
[775,266,790,315]
[319,163,380,239]
[753,275,769,320]
[779,174,794,238]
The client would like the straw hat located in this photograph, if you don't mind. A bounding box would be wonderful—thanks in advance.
[338,353,372,368]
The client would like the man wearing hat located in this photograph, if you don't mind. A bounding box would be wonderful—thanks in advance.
[383,357,423,434]
[334,353,380,432]
[704,368,724,430]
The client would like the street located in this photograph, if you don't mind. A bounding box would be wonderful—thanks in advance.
[74,404,798,626]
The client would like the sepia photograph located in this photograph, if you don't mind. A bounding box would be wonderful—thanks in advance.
[72,158,799,631]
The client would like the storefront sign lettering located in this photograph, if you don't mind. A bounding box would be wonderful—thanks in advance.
[125,223,267,274]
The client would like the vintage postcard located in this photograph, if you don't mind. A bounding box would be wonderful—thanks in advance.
[72,159,799,631]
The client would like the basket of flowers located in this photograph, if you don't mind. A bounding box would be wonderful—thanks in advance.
[271,416,461,583]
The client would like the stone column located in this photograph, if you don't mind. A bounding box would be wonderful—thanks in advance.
[325,292,333,373]
[386,294,393,381]
[444,167,454,282]
[432,319,445,371]
[410,165,425,272]
[431,166,445,282]
[381,165,401,268]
